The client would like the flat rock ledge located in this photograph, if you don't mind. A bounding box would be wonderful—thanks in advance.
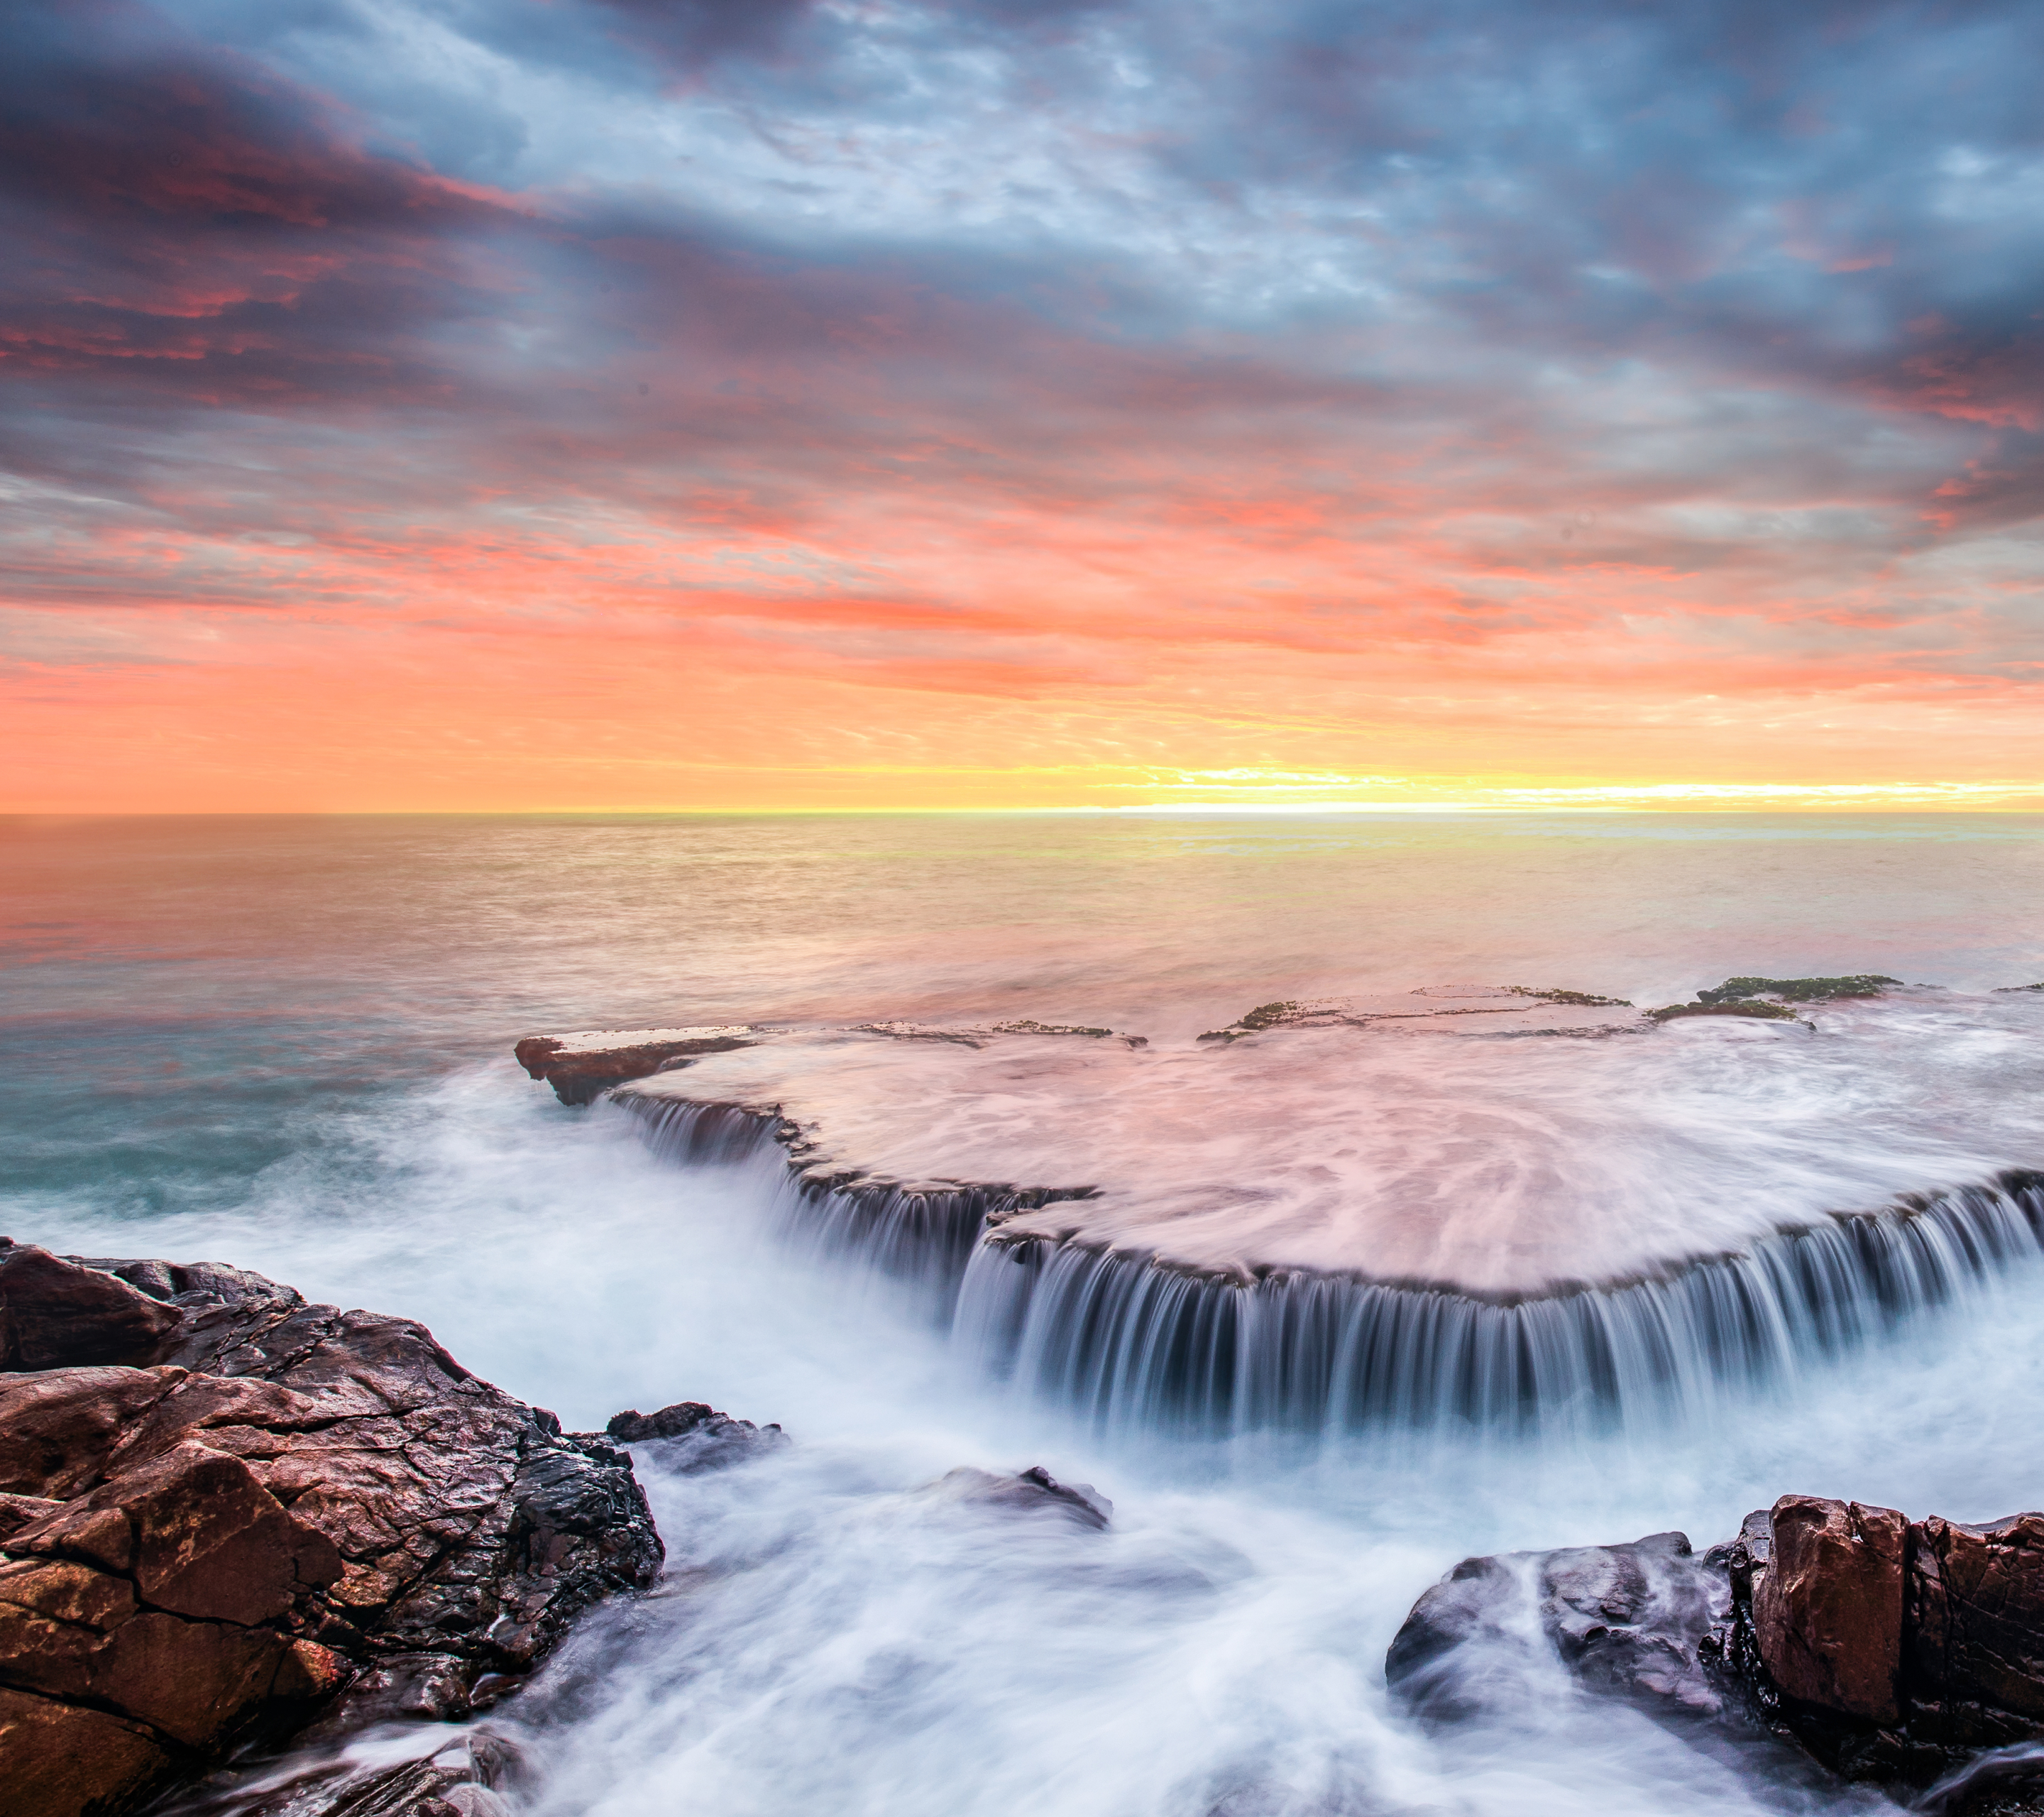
[1388,1493,2044,1813]
[0,1238,670,1817]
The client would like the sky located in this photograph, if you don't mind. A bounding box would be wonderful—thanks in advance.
[4,0,2042,811]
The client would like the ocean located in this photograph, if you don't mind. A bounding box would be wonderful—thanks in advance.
[7,810,2044,1816]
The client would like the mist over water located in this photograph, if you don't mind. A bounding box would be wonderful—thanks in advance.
[6,812,2044,1815]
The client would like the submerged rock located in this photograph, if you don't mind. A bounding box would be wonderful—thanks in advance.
[925,1465,1112,1530]
[1388,1493,2044,1807]
[515,1027,757,1104]
[1197,986,1642,1043]
[605,1400,789,1471]
[1649,975,1903,1023]
[0,1239,681,1817]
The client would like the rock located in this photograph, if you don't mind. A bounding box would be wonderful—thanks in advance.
[605,1400,788,1471]
[0,1366,186,1498]
[1647,975,1901,1024]
[1388,1495,2044,1806]
[1752,1495,1907,1724]
[925,1465,1111,1530]
[515,1028,754,1104]
[0,1246,181,1369]
[1647,999,1805,1023]
[0,1686,170,1817]
[0,1244,686,1817]
[1910,1514,2044,1727]
[1385,1530,1732,1725]
[1698,975,1900,1004]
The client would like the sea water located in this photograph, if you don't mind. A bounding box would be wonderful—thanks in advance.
[6,811,2044,1816]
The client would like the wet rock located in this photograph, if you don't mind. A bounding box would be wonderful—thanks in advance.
[928,1465,1111,1530]
[515,1028,755,1104]
[1752,1495,1907,1724]
[1698,975,1901,1004]
[0,1244,679,1817]
[1391,1494,2044,1807]
[605,1400,788,1471]
[1647,999,1805,1023]
[1909,1514,2044,1728]
[0,1245,182,1369]
[1385,1530,1733,1725]
[1648,975,1901,1024]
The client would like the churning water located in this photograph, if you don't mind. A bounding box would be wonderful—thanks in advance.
[7,811,2044,1816]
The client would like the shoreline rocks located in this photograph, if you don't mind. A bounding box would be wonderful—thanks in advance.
[1388,1493,2044,1811]
[515,1027,757,1104]
[0,1239,672,1817]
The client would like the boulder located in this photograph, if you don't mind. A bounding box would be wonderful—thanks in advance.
[1752,1496,1906,1724]
[0,1240,689,1817]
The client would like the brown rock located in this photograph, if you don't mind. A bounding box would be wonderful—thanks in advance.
[0,1248,181,1371]
[1750,1496,1908,1723]
[0,1497,67,1543]
[0,1368,187,1499]
[12,1442,342,1625]
[0,1247,677,1817]
[0,1686,170,1817]
[1909,1513,2044,1723]
[515,1031,753,1105]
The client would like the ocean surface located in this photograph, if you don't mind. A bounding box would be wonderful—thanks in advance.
[7,811,2044,1817]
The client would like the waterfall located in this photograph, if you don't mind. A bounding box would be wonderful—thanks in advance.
[622,1094,1094,1302]
[618,1094,2044,1435]
[954,1173,2044,1435]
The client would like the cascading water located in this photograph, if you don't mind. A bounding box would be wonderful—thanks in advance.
[620,1095,2044,1436]
[955,1174,2044,1435]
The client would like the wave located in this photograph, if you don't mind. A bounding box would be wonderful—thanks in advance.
[618,1095,2044,1434]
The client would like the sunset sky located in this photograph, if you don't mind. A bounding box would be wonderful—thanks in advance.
[5,0,2042,811]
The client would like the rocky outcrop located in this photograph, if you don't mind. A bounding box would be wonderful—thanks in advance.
[515,1028,757,1104]
[1388,1494,2044,1808]
[1649,974,1901,1023]
[0,1240,670,1817]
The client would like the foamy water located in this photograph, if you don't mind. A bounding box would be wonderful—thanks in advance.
[6,812,2044,1816]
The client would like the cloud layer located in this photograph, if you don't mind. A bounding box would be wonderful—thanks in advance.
[4,0,2041,808]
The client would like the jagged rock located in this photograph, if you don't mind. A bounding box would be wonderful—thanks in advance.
[1388,1495,2044,1808]
[1385,1530,1732,1724]
[0,1246,181,1369]
[515,1028,755,1104]
[604,1400,787,1471]
[925,1465,1111,1530]
[0,1240,677,1817]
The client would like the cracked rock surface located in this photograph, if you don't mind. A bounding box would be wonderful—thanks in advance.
[0,1239,665,1817]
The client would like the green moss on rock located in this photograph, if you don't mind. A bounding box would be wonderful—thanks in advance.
[1648,999,1804,1023]
[1697,975,1899,1005]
